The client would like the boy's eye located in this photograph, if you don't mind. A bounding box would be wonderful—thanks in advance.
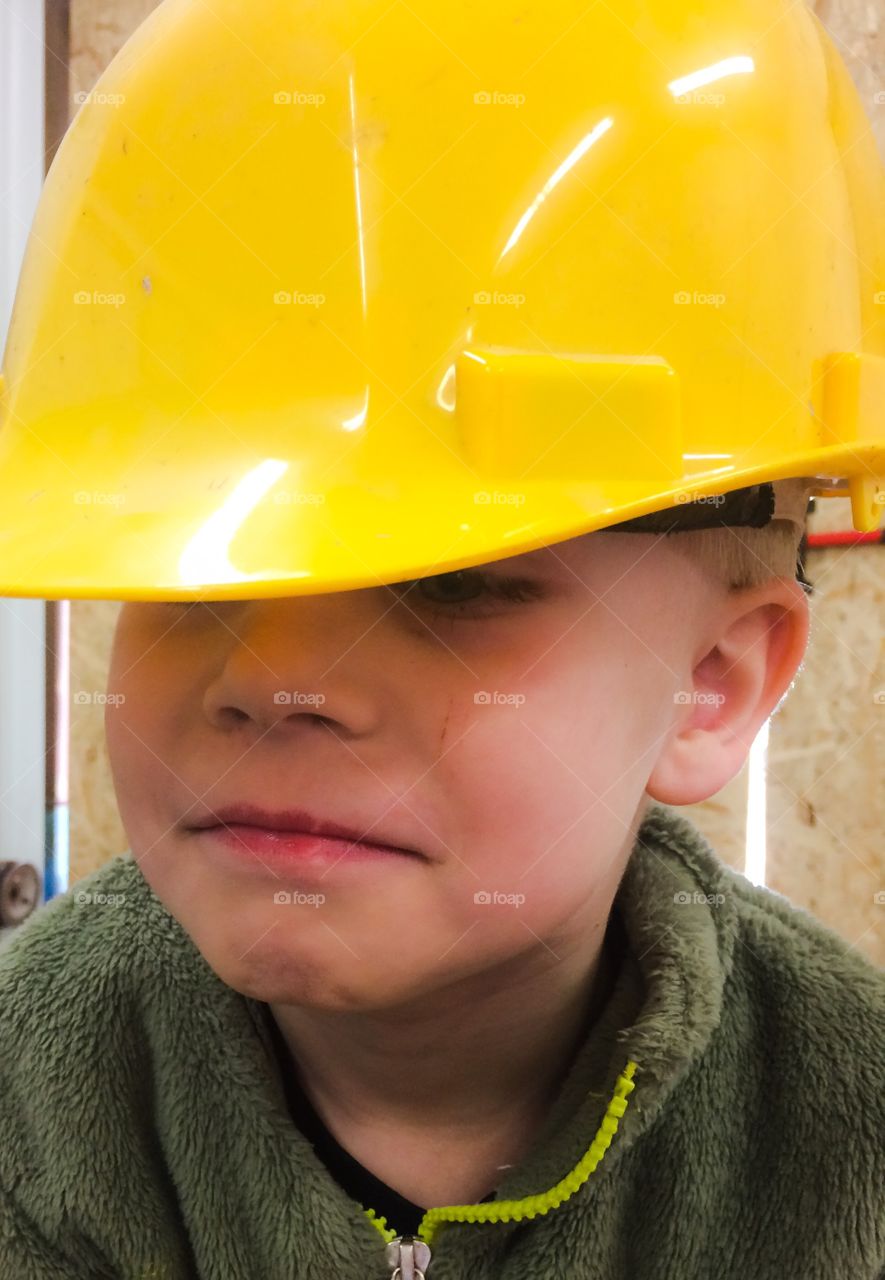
[388,569,544,618]
[154,570,544,622]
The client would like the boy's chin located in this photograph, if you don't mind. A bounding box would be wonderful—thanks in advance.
[196,930,416,1013]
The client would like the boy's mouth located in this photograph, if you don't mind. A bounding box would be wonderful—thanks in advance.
[184,802,425,862]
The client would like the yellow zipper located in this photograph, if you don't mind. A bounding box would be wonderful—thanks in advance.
[367,1056,638,1273]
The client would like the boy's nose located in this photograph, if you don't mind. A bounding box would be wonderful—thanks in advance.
[198,593,382,739]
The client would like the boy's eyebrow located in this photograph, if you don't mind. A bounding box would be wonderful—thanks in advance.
[433,554,556,577]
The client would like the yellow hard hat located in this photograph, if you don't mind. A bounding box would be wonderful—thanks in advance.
[0,0,883,602]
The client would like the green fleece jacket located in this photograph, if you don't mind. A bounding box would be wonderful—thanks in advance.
[0,803,882,1279]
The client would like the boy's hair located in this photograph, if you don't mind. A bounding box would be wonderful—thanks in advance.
[663,478,814,593]
[669,518,804,593]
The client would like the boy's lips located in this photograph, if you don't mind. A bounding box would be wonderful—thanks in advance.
[183,801,425,859]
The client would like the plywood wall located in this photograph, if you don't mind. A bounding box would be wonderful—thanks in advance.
[66,0,884,964]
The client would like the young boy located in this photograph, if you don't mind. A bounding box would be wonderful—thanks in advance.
[0,1,883,1278]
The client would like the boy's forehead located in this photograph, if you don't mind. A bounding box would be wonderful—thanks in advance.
[482,529,653,572]
[361,535,609,580]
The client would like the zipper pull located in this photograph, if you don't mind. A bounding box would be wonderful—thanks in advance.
[385,1235,432,1279]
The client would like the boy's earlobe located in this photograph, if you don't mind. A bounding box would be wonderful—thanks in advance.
[645,579,810,806]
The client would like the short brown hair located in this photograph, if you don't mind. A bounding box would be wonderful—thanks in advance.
[667,518,804,592]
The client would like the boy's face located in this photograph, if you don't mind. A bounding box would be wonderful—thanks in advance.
[103,533,760,1010]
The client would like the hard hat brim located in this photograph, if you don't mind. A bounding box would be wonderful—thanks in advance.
[0,433,878,601]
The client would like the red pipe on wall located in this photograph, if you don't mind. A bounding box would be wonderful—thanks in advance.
[805,529,885,548]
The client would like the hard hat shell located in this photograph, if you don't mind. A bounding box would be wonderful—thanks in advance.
[0,0,883,601]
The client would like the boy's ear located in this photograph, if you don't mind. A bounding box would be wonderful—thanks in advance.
[645,576,810,806]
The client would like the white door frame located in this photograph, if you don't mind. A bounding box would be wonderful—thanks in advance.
[0,0,52,905]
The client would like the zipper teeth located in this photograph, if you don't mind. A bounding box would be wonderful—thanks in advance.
[363,1057,638,1249]
[364,1207,396,1242]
